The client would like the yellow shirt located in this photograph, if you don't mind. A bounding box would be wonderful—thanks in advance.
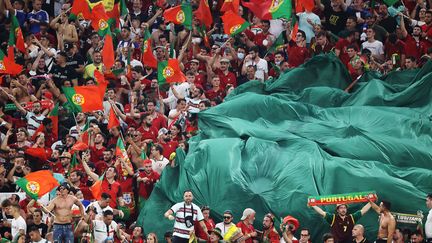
[83,63,103,79]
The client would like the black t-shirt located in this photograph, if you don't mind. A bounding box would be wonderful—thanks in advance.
[50,64,77,87]
[324,7,348,35]
[378,16,398,34]
[66,53,85,75]
[27,223,48,237]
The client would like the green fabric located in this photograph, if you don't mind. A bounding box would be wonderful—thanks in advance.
[137,54,432,241]
[270,0,292,20]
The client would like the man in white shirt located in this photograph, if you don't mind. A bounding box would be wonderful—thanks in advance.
[361,28,384,61]
[242,46,268,81]
[426,194,432,243]
[93,210,127,243]
[150,144,170,174]
[86,193,113,219]
[9,203,26,241]
[28,225,47,243]
[8,97,45,136]
[215,210,235,237]
[164,190,209,243]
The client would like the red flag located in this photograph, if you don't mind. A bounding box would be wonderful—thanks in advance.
[194,0,213,28]
[107,106,120,130]
[221,0,240,13]
[295,0,314,13]
[291,22,299,41]
[0,50,22,76]
[71,141,89,152]
[241,0,272,19]
[102,34,115,69]
[90,174,104,200]
[142,30,157,68]
[25,147,50,161]
[71,0,92,19]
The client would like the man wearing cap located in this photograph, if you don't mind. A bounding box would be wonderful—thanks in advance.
[157,128,179,159]
[237,208,257,243]
[164,190,209,243]
[209,228,223,243]
[213,58,237,89]
[261,213,280,243]
[188,59,206,88]
[311,203,371,243]
[53,151,72,174]
[216,210,236,237]
[43,182,85,243]
[136,159,160,209]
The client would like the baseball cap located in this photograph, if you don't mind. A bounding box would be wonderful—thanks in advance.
[240,208,255,220]
[220,58,230,63]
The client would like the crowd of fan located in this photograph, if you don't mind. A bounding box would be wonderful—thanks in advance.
[0,0,430,241]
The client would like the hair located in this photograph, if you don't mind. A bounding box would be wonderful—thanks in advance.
[346,44,358,51]
[147,233,158,243]
[426,10,432,15]
[381,200,391,210]
[199,99,211,108]
[186,70,195,76]
[316,31,328,38]
[153,144,164,154]
[103,210,114,217]
[177,98,186,104]
[164,231,173,238]
[11,194,20,202]
[249,46,259,53]
[347,16,358,23]
[132,66,144,75]
[322,233,334,242]
[297,30,307,39]
[34,208,43,216]
[71,170,83,178]
[158,34,167,40]
[301,228,310,235]
[1,199,11,208]
[406,56,417,62]
[28,225,41,233]
[183,189,193,194]
[101,192,112,200]
[427,193,432,199]
[262,20,270,26]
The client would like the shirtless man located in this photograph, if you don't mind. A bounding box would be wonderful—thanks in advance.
[43,182,85,243]
[369,200,396,243]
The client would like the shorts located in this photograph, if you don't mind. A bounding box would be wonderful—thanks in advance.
[375,238,387,243]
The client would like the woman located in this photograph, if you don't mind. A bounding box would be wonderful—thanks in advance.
[147,233,158,243]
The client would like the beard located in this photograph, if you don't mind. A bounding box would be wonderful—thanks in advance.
[146,122,152,127]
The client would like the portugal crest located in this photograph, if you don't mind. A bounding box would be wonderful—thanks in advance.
[269,0,284,12]
[26,181,40,194]
[0,61,5,71]
[143,40,149,52]
[230,24,242,34]
[72,94,85,105]
[176,10,185,23]
[98,19,109,30]
[163,66,175,79]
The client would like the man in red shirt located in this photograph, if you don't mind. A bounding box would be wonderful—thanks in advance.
[335,31,358,67]
[157,128,178,159]
[146,100,167,131]
[90,132,106,162]
[195,206,216,241]
[261,213,280,243]
[236,208,257,243]
[189,59,206,88]
[137,114,158,143]
[205,76,226,101]
[287,30,311,67]
[421,10,432,49]
[215,58,237,89]
[399,13,427,62]
[136,159,159,209]
[254,20,274,48]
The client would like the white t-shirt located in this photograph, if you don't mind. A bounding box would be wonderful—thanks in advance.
[26,112,45,136]
[215,222,235,237]
[426,208,432,238]
[93,219,118,243]
[170,202,204,239]
[163,83,191,110]
[186,98,201,114]
[151,157,170,175]
[86,202,114,219]
[361,40,384,56]
[244,58,268,81]
[11,216,27,240]
[298,12,321,44]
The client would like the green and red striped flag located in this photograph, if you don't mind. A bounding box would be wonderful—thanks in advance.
[16,170,60,199]
[90,3,115,69]
[115,137,133,177]
[142,29,157,68]
[242,0,292,20]
[0,49,22,75]
[63,86,104,113]
[32,103,59,141]
[90,173,104,200]
[157,59,186,85]
[221,11,250,36]
[8,14,26,56]
[307,191,377,206]
[163,3,193,30]
[68,153,79,176]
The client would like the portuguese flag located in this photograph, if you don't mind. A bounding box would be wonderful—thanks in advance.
[115,137,133,176]
[0,49,22,75]
[8,15,26,55]
[194,0,213,28]
[268,33,285,53]
[16,170,60,199]
[90,3,115,69]
[107,106,120,130]
[157,59,186,85]
[70,0,92,20]
[63,86,104,113]
[220,0,240,13]
[163,3,193,30]
[242,0,292,20]
[221,11,250,36]
[32,103,59,141]
[90,173,104,200]
[142,29,157,68]
[79,120,91,144]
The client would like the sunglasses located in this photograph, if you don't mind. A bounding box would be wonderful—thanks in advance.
[223,216,232,219]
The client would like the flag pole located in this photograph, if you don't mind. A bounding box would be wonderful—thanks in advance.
[36,200,56,217]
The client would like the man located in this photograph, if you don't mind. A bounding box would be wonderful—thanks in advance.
[215,58,237,89]
[237,208,257,243]
[27,209,48,237]
[369,200,396,243]
[84,51,103,79]
[90,132,106,162]
[361,28,384,61]
[69,112,87,138]
[426,194,432,243]
[131,226,145,243]
[50,51,78,86]
[150,145,170,175]
[399,14,427,62]
[43,182,85,243]
[216,210,235,237]
[404,56,418,70]
[137,114,158,143]
[93,210,127,243]
[261,213,280,243]
[136,159,160,209]
[410,231,425,243]
[393,228,404,243]
[9,203,26,241]
[313,31,334,56]
[85,193,113,218]
[26,0,49,34]
[168,99,188,127]
[242,46,268,81]
[287,30,311,68]
[335,31,358,66]
[311,203,371,243]
[239,65,257,85]
[164,190,209,243]
[205,76,226,101]
[280,216,300,243]
[324,0,348,35]
[8,97,45,137]
[28,225,46,243]
[146,100,167,131]
[195,206,216,241]
[209,228,223,243]
[323,233,335,243]
[299,229,311,243]
[352,224,369,243]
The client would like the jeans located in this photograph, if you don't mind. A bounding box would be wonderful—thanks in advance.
[53,223,74,243]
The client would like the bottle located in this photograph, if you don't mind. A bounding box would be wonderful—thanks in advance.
[360,27,367,42]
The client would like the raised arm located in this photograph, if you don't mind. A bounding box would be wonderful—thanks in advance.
[369,200,380,214]
[360,202,371,215]
[81,151,99,181]
[311,205,327,217]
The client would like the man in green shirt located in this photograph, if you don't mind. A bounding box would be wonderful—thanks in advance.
[311,203,371,243]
